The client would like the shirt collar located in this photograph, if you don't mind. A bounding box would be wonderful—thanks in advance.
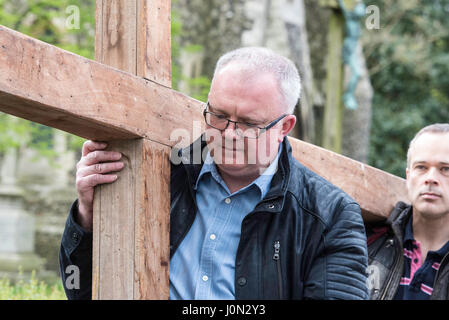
[403,214,415,244]
[404,215,449,257]
[194,143,283,200]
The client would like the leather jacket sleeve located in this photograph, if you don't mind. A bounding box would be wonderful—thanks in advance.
[304,202,369,300]
[59,199,93,300]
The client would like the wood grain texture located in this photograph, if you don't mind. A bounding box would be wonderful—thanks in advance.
[289,137,409,221]
[92,139,170,299]
[0,25,203,144]
[137,0,172,87]
[134,139,170,299]
[92,0,172,300]
[94,140,136,299]
[95,0,137,74]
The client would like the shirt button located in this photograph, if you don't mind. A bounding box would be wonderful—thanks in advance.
[237,277,247,286]
[202,275,209,282]
[72,232,80,242]
[210,234,216,240]
[225,198,231,204]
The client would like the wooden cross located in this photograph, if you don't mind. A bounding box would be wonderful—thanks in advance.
[0,0,408,300]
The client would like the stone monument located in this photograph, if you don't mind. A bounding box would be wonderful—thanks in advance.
[0,144,45,282]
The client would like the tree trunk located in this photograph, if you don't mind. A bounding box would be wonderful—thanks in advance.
[283,0,316,143]
[242,0,317,142]
[342,42,373,163]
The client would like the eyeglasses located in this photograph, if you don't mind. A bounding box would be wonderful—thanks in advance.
[203,102,287,139]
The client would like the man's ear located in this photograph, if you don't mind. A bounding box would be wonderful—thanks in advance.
[405,167,411,192]
[279,115,296,142]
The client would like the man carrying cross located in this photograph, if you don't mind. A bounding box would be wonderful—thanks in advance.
[60,47,369,300]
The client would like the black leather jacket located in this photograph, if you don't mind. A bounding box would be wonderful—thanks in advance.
[60,136,369,300]
[366,201,449,300]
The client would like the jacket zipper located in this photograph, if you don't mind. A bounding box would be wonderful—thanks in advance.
[273,240,283,299]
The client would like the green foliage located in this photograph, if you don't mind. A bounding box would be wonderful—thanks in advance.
[364,0,449,177]
[0,270,66,300]
[171,0,182,91]
[0,0,97,158]
[184,75,211,102]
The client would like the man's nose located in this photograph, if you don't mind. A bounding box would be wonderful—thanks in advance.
[424,167,440,185]
[223,122,240,140]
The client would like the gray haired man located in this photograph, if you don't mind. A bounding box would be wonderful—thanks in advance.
[60,47,369,300]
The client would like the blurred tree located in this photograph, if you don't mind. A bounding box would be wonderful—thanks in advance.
[363,0,449,177]
[0,0,185,158]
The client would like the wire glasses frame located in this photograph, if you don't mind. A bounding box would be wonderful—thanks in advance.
[203,102,287,139]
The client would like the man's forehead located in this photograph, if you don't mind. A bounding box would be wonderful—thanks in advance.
[413,132,449,147]
[410,132,449,162]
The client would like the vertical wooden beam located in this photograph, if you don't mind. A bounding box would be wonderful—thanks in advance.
[137,0,172,87]
[95,0,137,74]
[95,0,172,87]
[134,140,171,299]
[320,0,357,153]
[93,0,171,300]
[322,10,344,153]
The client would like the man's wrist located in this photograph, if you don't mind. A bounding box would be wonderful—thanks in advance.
[76,201,93,232]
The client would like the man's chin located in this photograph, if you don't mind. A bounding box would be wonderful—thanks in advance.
[211,148,247,165]
[415,202,449,220]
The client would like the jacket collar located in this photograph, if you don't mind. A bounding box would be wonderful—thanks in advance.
[177,133,292,212]
[386,201,412,244]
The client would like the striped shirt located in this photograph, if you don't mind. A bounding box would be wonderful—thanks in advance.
[394,216,449,299]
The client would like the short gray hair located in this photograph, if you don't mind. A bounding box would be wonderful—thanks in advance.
[213,47,301,114]
[407,123,449,167]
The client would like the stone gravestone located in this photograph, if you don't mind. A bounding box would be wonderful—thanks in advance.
[0,144,44,282]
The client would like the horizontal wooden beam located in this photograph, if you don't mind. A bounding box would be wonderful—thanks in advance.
[289,137,408,221]
[0,25,202,144]
[0,24,407,221]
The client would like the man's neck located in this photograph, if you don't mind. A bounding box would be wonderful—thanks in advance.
[218,165,266,194]
[413,211,449,260]
[212,142,282,194]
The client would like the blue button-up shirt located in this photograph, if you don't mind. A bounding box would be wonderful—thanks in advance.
[169,144,282,299]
